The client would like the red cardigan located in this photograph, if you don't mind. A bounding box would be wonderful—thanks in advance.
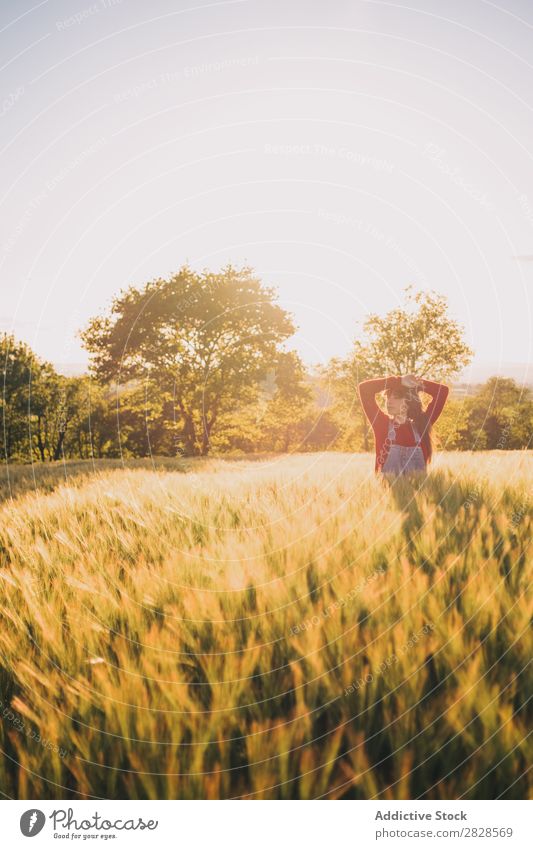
[358,376,449,472]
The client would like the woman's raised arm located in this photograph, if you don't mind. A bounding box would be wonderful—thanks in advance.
[358,375,401,426]
[418,378,449,423]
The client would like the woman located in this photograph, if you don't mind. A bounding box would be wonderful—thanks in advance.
[358,373,449,477]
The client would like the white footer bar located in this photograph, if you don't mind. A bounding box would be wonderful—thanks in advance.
[3,799,531,848]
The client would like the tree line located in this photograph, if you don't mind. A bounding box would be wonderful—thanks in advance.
[1,266,531,463]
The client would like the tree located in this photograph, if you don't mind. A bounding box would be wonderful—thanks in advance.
[257,351,313,452]
[81,266,296,455]
[0,334,122,465]
[30,363,62,461]
[29,373,95,461]
[436,378,533,451]
[320,356,373,451]
[324,288,473,451]
[352,287,473,380]
[111,381,176,458]
[1,334,54,462]
[300,409,340,452]
[469,378,531,450]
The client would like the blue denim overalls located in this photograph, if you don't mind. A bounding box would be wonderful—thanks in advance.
[381,418,426,477]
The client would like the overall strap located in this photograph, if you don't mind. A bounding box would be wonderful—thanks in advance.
[410,421,422,446]
[388,418,423,447]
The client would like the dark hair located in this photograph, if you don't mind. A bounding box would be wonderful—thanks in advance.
[385,387,434,463]
[385,385,411,401]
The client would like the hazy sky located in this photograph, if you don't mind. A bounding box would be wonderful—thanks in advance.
[1,0,532,376]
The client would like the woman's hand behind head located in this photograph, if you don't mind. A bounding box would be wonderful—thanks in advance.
[401,374,423,390]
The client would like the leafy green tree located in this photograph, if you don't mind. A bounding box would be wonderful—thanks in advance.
[82,382,119,459]
[352,287,473,380]
[30,374,93,461]
[1,334,55,462]
[324,288,473,450]
[50,376,87,460]
[469,378,531,450]
[437,378,532,451]
[434,398,477,450]
[26,362,60,461]
[0,334,118,464]
[300,409,340,452]
[81,266,296,456]
[320,356,373,451]
[258,351,313,452]
[110,382,178,458]
[53,376,118,461]
[209,351,313,454]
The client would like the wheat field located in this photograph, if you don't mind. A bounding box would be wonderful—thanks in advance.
[0,452,531,800]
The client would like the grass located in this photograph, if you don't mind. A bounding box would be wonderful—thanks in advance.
[0,453,279,504]
[0,451,531,799]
